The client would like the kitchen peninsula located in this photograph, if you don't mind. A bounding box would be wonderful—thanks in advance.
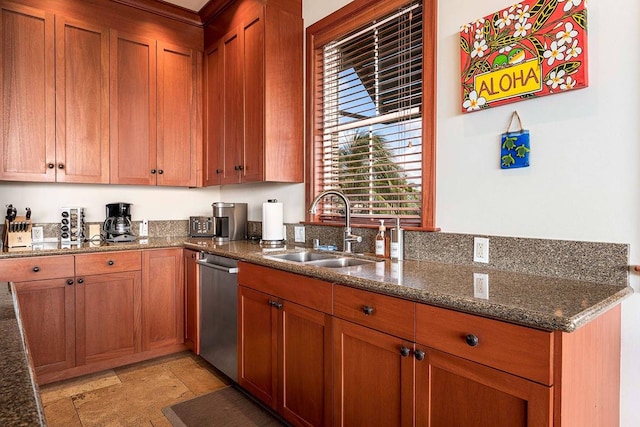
[1,236,632,426]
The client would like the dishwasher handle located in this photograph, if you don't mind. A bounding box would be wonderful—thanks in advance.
[196,259,239,274]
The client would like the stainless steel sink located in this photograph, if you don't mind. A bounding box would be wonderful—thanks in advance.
[266,251,338,263]
[264,251,377,269]
[308,257,375,268]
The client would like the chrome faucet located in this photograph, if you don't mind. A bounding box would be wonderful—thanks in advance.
[308,190,362,253]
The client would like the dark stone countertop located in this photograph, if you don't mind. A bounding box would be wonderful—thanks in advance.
[182,239,633,333]
[0,283,46,426]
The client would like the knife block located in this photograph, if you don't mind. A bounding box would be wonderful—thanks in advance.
[3,216,32,248]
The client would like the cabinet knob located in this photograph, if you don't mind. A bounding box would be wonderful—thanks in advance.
[151,169,157,174]
[465,334,479,347]
[47,163,55,169]
[32,266,40,272]
[234,165,239,171]
[215,169,222,174]
[269,300,283,309]
[58,163,64,169]
[107,260,114,266]
[362,305,374,315]
[238,165,244,171]
[414,349,426,361]
[400,346,411,357]
[66,279,74,286]
[77,278,84,284]
[158,169,164,175]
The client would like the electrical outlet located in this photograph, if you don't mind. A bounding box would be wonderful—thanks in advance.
[31,226,44,243]
[473,237,489,263]
[473,273,489,299]
[139,219,148,237]
[294,226,305,243]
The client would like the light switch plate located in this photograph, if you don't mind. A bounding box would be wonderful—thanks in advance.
[294,226,305,243]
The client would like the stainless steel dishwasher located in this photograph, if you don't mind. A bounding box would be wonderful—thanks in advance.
[197,253,239,382]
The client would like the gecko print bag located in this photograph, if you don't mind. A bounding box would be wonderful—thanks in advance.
[500,111,530,169]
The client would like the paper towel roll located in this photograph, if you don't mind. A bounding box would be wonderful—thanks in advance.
[262,200,284,241]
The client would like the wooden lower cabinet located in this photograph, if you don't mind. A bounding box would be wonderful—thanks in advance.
[7,249,185,384]
[415,348,552,427]
[239,285,332,427]
[14,278,76,376]
[142,248,184,351]
[76,271,142,366]
[183,249,200,352]
[332,318,414,427]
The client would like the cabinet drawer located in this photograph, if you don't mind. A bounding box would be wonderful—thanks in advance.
[416,304,554,385]
[75,251,141,276]
[238,262,332,314]
[0,255,74,282]
[333,285,415,341]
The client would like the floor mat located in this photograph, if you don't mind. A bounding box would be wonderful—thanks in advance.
[162,386,285,426]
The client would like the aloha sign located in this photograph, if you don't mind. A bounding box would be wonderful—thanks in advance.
[460,0,588,113]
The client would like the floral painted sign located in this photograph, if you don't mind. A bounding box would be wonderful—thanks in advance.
[460,0,588,113]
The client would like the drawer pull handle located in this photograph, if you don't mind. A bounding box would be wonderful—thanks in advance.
[414,349,426,361]
[465,334,479,347]
[400,346,411,357]
[362,305,374,315]
[77,278,84,284]
[108,260,114,266]
[32,266,40,272]
[66,279,74,286]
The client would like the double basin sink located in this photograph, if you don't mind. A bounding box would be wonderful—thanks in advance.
[264,250,378,269]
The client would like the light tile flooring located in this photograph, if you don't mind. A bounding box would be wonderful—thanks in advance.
[40,352,230,426]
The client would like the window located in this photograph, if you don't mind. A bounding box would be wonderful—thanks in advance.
[306,0,437,230]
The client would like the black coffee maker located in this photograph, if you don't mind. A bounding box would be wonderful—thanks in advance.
[103,202,136,243]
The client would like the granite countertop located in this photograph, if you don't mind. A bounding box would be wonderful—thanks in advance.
[0,283,46,426]
[1,237,633,332]
[183,239,633,333]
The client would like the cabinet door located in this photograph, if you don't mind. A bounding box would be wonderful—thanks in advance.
[280,301,332,427]
[183,249,199,352]
[55,17,109,183]
[156,41,198,187]
[238,286,278,408]
[109,31,157,185]
[240,8,264,183]
[220,27,243,184]
[75,271,141,365]
[14,278,76,375]
[415,348,553,427]
[203,41,223,186]
[0,3,55,182]
[333,318,414,427]
[141,248,184,350]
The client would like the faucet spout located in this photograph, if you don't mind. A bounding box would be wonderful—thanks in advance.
[308,190,361,253]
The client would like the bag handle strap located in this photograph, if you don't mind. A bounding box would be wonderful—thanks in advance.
[506,111,523,133]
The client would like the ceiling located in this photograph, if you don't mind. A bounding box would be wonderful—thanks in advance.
[162,0,209,12]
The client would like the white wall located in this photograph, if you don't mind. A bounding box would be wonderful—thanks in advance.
[1,0,638,423]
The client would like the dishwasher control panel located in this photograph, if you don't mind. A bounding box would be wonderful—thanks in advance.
[189,216,214,237]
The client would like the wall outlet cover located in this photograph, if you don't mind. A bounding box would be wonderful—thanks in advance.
[31,226,44,243]
[294,226,305,243]
[473,273,489,299]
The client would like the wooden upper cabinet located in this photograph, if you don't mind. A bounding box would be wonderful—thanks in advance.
[55,17,110,183]
[109,31,157,186]
[0,2,55,182]
[203,0,303,186]
[110,32,199,187]
[203,42,223,186]
[156,41,198,187]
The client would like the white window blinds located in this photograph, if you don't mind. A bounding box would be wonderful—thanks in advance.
[317,1,423,226]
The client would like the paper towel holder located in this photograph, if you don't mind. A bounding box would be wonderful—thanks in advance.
[261,199,286,248]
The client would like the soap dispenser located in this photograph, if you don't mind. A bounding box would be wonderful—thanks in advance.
[375,220,389,258]
[390,217,403,261]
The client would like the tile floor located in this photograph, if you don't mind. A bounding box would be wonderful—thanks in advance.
[39,351,230,426]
